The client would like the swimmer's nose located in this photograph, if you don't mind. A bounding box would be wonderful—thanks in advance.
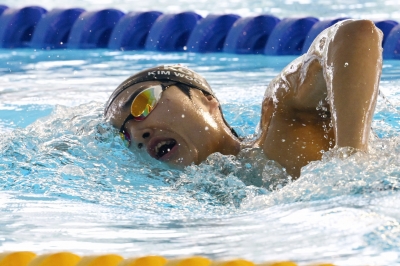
[137,132,150,149]
[130,128,153,149]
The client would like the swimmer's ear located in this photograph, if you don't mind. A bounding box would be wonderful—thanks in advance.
[201,92,220,114]
[193,89,219,113]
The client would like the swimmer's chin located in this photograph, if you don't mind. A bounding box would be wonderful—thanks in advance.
[142,140,200,168]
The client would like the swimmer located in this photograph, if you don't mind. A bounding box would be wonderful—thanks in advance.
[104,19,382,178]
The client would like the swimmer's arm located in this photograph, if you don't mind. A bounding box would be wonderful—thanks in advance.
[291,20,382,150]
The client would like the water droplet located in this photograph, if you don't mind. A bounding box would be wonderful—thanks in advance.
[181,114,185,118]
[205,126,209,131]
[344,62,349,67]
[281,139,285,142]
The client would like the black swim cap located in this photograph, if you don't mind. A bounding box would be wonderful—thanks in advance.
[104,65,216,115]
[104,64,239,138]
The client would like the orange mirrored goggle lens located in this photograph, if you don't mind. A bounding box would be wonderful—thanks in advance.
[119,84,168,147]
[130,85,163,120]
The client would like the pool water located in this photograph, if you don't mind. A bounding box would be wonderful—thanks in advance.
[2,0,400,264]
[2,48,400,265]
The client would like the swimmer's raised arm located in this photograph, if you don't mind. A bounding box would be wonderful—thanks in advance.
[292,19,382,150]
[258,19,383,177]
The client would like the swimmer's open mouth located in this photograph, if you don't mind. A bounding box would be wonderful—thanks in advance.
[151,139,177,159]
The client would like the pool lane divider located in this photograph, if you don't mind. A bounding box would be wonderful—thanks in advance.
[0,5,400,59]
[0,252,335,266]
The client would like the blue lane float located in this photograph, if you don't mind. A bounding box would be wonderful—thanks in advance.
[186,14,240,53]
[383,24,400,60]
[145,11,202,52]
[301,18,347,54]
[108,11,162,51]
[0,5,7,16]
[0,6,47,48]
[375,20,399,47]
[2,6,400,59]
[223,14,280,54]
[30,8,85,49]
[67,8,124,49]
[265,17,319,55]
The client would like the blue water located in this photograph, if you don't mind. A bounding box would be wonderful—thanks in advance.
[2,2,400,264]
[2,48,400,265]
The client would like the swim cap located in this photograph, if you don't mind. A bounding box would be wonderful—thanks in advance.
[104,65,216,115]
[104,64,239,138]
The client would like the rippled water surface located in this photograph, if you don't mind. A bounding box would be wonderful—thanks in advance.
[2,4,400,264]
[1,48,400,265]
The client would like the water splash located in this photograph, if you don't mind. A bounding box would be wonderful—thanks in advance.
[0,102,269,212]
[2,101,400,213]
[1,99,400,263]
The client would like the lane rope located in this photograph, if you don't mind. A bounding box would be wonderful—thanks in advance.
[0,252,335,266]
[0,6,398,59]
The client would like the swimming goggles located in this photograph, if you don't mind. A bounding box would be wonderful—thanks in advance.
[119,82,175,147]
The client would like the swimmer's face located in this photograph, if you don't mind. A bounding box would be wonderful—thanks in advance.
[106,81,223,167]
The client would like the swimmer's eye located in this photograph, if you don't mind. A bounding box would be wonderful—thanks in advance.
[119,129,131,147]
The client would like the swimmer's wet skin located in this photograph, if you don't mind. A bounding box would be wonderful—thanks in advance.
[105,19,382,178]
[105,65,241,166]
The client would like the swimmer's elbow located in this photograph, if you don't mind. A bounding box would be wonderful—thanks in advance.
[335,19,383,47]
